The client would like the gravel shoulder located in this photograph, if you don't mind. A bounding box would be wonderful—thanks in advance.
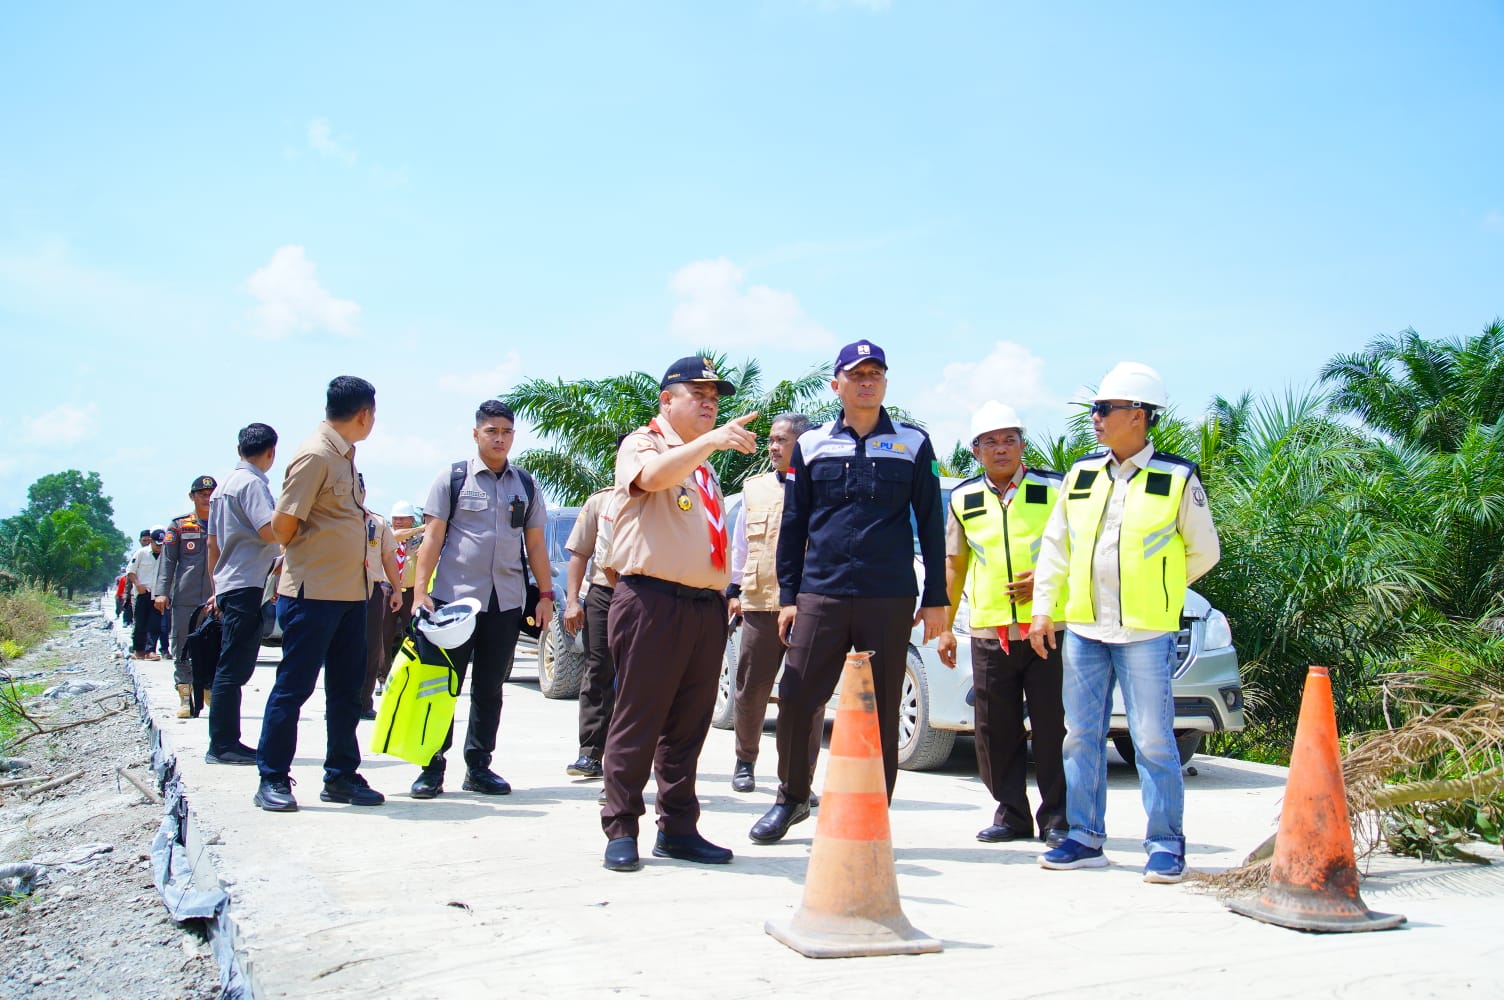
[0,599,218,1000]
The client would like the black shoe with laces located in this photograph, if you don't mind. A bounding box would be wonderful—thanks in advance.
[321,773,385,806]
[462,768,512,795]
[254,776,298,812]
[566,755,603,778]
[411,767,444,799]
[205,747,257,766]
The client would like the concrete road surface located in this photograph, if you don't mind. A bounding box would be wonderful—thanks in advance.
[132,638,1504,999]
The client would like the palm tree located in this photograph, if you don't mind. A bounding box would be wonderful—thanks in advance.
[1319,320,1504,452]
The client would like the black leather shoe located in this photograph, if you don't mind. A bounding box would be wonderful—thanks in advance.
[749,801,810,844]
[731,760,754,793]
[1042,828,1070,848]
[205,747,256,766]
[411,768,444,799]
[462,768,512,795]
[809,792,821,808]
[977,824,1030,843]
[654,831,733,864]
[604,837,641,872]
[567,755,603,778]
[254,777,298,812]
[320,773,385,806]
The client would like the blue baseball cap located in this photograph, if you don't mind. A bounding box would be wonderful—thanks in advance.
[835,339,887,373]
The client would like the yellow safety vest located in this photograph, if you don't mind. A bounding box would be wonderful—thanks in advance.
[1062,450,1193,632]
[951,469,1067,628]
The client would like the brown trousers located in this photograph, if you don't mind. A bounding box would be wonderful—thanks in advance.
[359,584,392,714]
[972,635,1066,836]
[774,593,914,806]
[601,577,725,840]
[733,610,820,769]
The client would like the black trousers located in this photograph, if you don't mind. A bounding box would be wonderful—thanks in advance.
[972,635,1067,836]
[576,584,616,759]
[417,599,523,773]
[774,593,914,806]
[132,592,161,654]
[601,577,724,840]
[209,586,263,754]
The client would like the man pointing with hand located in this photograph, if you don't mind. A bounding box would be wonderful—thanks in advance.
[598,356,757,873]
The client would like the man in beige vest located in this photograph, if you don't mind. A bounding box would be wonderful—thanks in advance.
[725,413,819,793]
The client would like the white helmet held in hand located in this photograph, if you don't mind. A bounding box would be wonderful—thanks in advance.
[418,597,482,649]
[969,401,1025,444]
[1094,362,1168,408]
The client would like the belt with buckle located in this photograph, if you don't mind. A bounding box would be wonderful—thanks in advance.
[624,575,722,602]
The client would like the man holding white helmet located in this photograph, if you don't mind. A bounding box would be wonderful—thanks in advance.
[937,401,1068,847]
[407,399,552,800]
[1029,362,1220,883]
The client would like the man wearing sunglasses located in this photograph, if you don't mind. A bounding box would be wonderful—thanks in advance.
[1028,362,1220,885]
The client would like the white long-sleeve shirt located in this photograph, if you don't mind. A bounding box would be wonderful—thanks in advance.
[1031,443,1220,643]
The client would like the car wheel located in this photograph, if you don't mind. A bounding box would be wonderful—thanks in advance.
[536,608,585,699]
[710,630,737,730]
[1111,730,1204,767]
[897,646,956,772]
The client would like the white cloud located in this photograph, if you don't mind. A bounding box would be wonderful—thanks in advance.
[307,118,357,165]
[244,245,360,339]
[437,354,525,398]
[24,402,98,447]
[915,340,1066,449]
[668,257,835,350]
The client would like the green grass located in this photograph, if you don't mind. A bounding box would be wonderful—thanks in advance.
[0,586,69,662]
[0,679,45,749]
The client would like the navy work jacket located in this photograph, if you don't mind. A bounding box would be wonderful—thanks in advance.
[776,407,948,608]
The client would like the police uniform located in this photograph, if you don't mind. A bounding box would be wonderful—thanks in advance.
[599,360,740,869]
[947,467,1068,840]
[156,476,216,685]
[768,407,947,811]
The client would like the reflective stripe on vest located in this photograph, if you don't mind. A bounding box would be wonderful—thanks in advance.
[950,469,1066,628]
[1062,452,1190,632]
[738,471,784,611]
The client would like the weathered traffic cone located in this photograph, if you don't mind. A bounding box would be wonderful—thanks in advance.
[1227,666,1406,933]
[766,651,942,958]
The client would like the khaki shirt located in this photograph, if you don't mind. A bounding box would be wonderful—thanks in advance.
[606,419,730,592]
[1032,443,1220,643]
[366,512,399,595]
[276,421,374,602]
[398,533,423,589]
[565,488,617,590]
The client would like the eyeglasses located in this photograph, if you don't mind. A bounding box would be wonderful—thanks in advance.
[1089,401,1146,418]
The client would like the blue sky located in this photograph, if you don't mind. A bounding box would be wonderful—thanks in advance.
[2,1,1500,543]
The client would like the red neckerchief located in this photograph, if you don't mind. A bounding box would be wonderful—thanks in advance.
[649,418,727,570]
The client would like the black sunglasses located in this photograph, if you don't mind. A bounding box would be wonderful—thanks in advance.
[1089,401,1147,418]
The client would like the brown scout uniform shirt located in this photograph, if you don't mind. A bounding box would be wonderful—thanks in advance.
[276,421,374,602]
[366,512,399,595]
[606,419,731,592]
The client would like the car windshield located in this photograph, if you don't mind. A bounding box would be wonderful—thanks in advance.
[548,509,580,562]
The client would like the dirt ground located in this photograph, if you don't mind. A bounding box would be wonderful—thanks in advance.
[0,600,219,1000]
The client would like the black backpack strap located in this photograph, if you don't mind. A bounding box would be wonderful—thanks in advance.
[446,460,468,520]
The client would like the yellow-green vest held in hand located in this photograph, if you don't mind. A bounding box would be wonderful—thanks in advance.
[1062,450,1193,632]
[950,469,1067,628]
[370,638,460,766]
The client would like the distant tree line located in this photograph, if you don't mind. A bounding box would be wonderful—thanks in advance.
[1,470,130,598]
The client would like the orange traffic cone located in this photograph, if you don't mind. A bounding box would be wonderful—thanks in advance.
[1227,666,1405,932]
[765,651,942,958]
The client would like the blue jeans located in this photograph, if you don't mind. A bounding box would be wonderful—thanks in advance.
[257,595,367,783]
[1061,630,1185,856]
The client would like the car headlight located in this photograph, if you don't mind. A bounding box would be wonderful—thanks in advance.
[1203,609,1233,650]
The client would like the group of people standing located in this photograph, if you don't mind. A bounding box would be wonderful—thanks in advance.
[123,340,1218,884]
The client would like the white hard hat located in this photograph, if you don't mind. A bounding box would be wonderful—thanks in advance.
[969,401,1025,444]
[151,524,166,533]
[390,500,415,519]
[1094,362,1168,408]
[418,597,482,649]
